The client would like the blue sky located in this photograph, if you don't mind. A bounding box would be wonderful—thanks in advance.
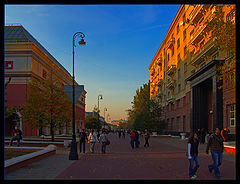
[5,4,180,121]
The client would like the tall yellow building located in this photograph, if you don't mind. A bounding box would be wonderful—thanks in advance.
[149,5,235,138]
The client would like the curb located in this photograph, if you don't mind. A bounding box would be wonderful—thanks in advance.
[5,145,56,174]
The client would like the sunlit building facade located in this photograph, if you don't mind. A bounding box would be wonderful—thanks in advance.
[4,25,87,137]
[149,5,235,138]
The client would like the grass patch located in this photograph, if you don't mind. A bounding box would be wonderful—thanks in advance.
[5,148,42,161]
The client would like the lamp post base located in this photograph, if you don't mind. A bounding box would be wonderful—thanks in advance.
[69,135,78,160]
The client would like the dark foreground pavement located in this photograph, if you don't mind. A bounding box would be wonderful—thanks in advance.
[56,133,235,180]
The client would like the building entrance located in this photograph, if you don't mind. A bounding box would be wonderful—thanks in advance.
[191,78,213,132]
[187,60,223,133]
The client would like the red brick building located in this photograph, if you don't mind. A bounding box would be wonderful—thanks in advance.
[4,25,86,137]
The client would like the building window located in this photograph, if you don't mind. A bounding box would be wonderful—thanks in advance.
[184,63,187,73]
[177,24,180,34]
[199,39,205,49]
[230,72,235,88]
[184,46,187,56]
[190,29,194,40]
[171,103,174,111]
[171,118,174,131]
[226,9,235,22]
[212,52,219,60]
[42,69,47,79]
[183,96,186,106]
[183,13,186,26]
[228,104,235,127]
[177,38,180,49]
[183,29,186,40]
[176,99,180,108]
[178,84,181,93]
[172,47,174,56]
[178,68,181,79]
[178,53,181,63]
[5,61,13,69]
[177,116,181,132]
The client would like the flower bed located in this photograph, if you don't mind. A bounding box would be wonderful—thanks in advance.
[5,148,42,160]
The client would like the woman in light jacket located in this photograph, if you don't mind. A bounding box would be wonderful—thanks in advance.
[88,129,99,153]
[187,132,200,179]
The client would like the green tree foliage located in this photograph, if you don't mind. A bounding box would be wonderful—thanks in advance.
[85,115,101,130]
[127,82,166,134]
[206,5,235,84]
[21,74,72,141]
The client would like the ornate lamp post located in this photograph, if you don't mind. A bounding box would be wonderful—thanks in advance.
[97,94,103,129]
[104,108,107,129]
[69,32,86,160]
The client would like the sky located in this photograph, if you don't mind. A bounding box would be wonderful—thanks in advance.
[5,4,180,122]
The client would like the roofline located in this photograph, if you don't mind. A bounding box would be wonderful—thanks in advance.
[148,5,184,70]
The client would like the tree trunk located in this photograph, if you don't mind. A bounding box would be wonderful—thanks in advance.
[50,121,54,142]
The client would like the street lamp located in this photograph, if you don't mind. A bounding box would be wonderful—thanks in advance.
[69,32,86,160]
[104,108,107,129]
[98,94,103,129]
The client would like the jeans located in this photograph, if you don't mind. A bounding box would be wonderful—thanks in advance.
[208,152,223,177]
[79,140,85,153]
[101,142,106,153]
[89,142,95,153]
[189,155,200,177]
[130,139,134,149]
[135,140,139,148]
[10,137,20,146]
[144,138,149,147]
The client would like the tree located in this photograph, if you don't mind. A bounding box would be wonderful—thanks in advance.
[21,74,72,141]
[127,82,166,133]
[206,5,235,85]
[85,115,101,130]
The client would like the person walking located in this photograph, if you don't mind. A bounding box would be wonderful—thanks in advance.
[197,128,202,144]
[99,129,108,154]
[206,127,224,179]
[187,132,200,179]
[134,129,140,148]
[118,130,122,139]
[9,125,22,147]
[130,129,135,149]
[88,129,99,153]
[79,129,88,153]
[221,127,230,142]
[122,130,125,139]
[201,128,206,144]
[144,129,150,147]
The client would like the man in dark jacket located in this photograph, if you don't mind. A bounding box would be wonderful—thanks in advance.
[79,129,88,153]
[206,128,224,179]
[134,130,140,148]
[10,125,22,146]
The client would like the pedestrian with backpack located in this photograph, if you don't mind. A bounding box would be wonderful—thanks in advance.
[88,129,99,153]
[99,129,109,154]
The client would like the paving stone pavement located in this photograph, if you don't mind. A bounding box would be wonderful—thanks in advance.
[4,133,236,180]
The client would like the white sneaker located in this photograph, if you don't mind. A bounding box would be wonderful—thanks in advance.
[190,175,197,179]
